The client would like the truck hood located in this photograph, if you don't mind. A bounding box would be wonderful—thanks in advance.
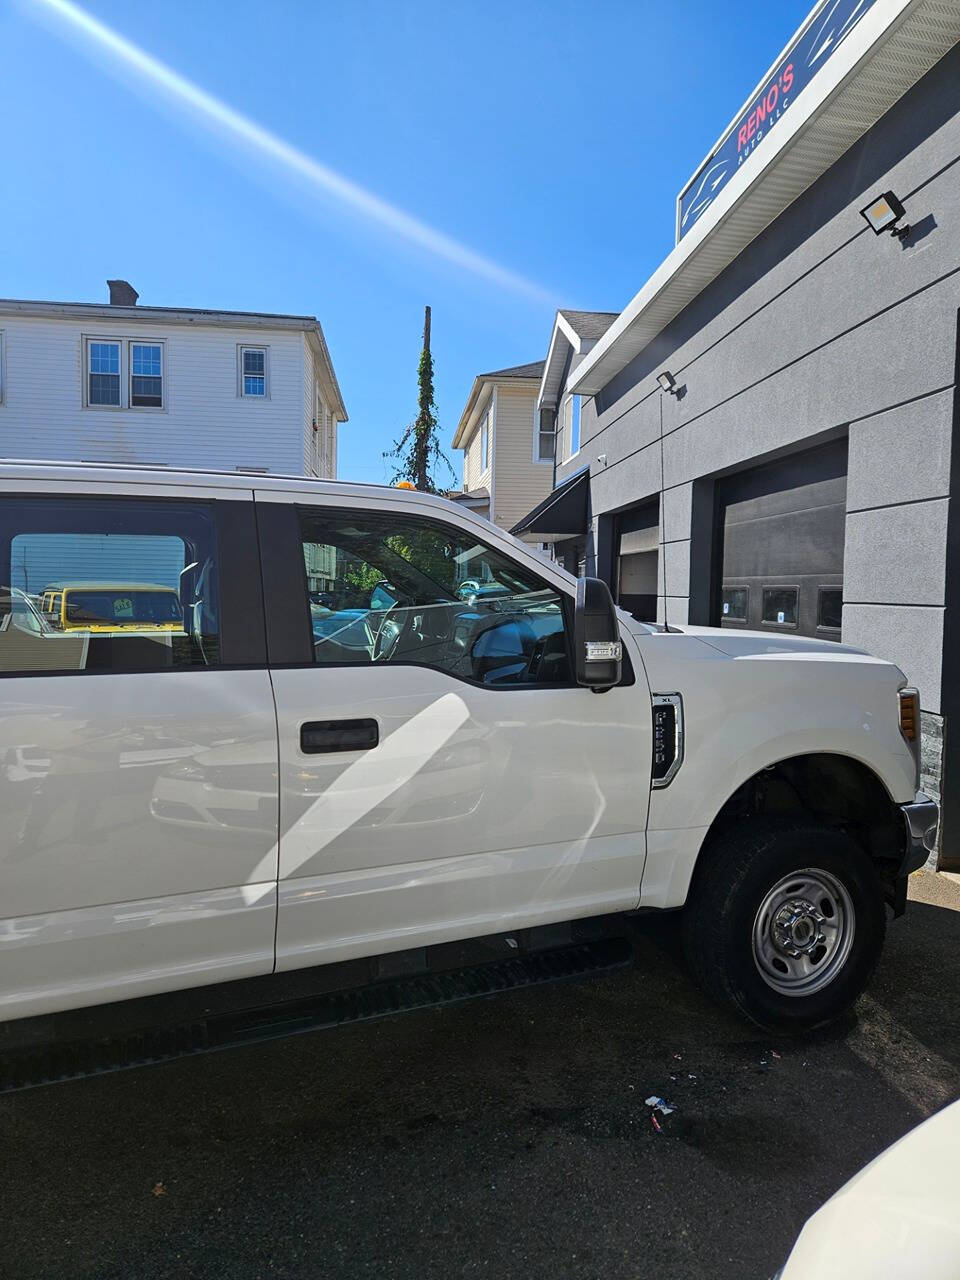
[677,625,870,660]
[619,616,882,662]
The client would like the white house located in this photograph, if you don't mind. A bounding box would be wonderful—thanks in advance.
[0,280,347,478]
[450,360,552,541]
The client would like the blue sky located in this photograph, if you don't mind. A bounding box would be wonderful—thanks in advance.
[0,0,811,485]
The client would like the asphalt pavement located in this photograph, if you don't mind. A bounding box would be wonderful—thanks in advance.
[2,870,959,1280]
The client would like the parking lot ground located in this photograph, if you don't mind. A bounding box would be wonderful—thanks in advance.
[2,869,959,1280]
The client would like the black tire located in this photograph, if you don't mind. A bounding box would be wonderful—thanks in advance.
[682,818,886,1030]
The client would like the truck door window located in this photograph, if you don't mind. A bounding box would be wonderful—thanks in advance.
[298,507,572,686]
[0,497,221,674]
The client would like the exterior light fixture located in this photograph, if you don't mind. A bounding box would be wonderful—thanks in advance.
[860,190,910,241]
[657,371,678,394]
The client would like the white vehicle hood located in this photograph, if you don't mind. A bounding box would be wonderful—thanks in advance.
[678,625,870,660]
[780,1099,960,1279]
[621,618,895,667]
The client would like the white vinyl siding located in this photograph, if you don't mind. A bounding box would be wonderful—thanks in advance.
[303,339,316,475]
[491,386,554,535]
[480,410,490,471]
[0,316,309,473]
[462,423,483,490]
[302,342,338,480]
[463,393,493,492]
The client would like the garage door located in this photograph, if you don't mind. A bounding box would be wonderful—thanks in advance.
[716,439,847,640]
[616,500,659,622]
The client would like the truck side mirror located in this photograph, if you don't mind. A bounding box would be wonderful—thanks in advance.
[574,576,622,691]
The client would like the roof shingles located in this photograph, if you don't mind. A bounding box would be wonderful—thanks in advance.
[476,360,545,381]
[558,310,619,341]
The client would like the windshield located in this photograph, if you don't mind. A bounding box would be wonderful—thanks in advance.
[64,589,182,625]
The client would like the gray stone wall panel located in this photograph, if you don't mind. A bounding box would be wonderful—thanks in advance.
[847,388,954,512]
[844,500,949,606]
[842,603,943,713]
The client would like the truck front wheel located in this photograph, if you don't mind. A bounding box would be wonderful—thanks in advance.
[682,819,886,1030]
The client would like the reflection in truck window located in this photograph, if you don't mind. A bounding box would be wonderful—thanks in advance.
[1,500,221,673]
[61,585,183,630]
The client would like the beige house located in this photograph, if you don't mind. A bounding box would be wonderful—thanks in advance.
[450,360,552,540]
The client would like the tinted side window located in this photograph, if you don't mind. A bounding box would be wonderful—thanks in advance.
[299,507,572,686]
[0,497,220,673]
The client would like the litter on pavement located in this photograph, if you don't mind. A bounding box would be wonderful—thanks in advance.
[644,1096,676,1115]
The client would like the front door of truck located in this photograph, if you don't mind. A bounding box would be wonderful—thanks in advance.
[256,490,651,972]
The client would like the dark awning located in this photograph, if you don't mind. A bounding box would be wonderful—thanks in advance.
[510,467,589,537]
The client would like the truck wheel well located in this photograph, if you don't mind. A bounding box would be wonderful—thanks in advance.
[702,753,903,878]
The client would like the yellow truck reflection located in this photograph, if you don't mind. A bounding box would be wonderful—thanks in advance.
[43,583,184,633]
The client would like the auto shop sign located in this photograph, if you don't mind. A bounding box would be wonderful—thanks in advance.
[676,0,878,242]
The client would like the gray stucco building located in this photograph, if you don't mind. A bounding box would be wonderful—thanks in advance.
[514,0,960,867]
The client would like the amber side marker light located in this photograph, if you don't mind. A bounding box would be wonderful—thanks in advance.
[899,688,919,743]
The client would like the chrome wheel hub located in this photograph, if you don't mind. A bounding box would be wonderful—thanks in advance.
[771,899,825,956]
[752,869,855,997]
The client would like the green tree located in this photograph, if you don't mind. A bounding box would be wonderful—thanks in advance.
[385,305,455,494]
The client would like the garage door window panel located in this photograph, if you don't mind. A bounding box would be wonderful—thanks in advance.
[761,586,799,628]
[818,587,843,631]
[721,586,749,622]
[298,508,573,687]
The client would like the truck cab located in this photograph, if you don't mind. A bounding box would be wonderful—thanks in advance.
[0,462,937,1035]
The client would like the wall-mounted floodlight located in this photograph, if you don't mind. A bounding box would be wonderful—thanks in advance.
[657,371,678,394]
[860,190,910,241]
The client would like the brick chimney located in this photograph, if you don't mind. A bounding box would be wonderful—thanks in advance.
[107,279,139,306]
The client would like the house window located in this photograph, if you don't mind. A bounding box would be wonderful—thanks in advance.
[563,395,581,460]
[87,340,121,406]
[130,343,163,408]
[480,411,490,471]
[535,407,554,463]
[240,346,267,397]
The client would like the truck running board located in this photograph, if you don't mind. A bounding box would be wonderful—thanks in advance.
[0,936,632,1095]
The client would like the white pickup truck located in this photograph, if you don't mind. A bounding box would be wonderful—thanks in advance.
[0,463,938,1044]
